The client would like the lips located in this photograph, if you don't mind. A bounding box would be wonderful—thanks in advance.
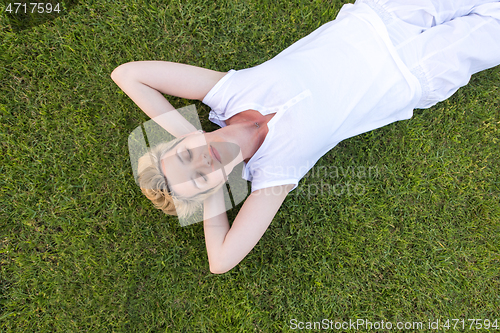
[210,145,222,164]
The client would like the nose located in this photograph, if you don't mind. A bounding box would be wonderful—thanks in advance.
[193,151,211,169]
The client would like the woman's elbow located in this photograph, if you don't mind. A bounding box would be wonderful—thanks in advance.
[210,267,228,274]
[209,264,229,274]
[209,260,234,274]
[110,62,135,83]
[110,65,125,83]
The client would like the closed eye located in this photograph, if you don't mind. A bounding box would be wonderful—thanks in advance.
[193,172,207,189]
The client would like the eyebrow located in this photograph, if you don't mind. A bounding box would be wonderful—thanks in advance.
[176,148,185,164]
[191,176,200,189]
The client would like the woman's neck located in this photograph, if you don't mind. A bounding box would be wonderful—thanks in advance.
[210,110,275,162]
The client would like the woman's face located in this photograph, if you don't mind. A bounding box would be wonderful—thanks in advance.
[160,132,240,198]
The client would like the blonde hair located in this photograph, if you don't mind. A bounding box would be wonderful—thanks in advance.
[137,136,224,219]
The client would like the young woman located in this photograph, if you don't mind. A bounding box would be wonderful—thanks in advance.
[111,0,500,274]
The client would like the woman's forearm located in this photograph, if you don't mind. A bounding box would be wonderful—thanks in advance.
[111,62,198,137]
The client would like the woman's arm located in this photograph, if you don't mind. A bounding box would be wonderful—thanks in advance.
[111,61,227,137]
[203,184,294,274]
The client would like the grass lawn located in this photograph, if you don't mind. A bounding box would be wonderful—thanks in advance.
[1,0,499,331]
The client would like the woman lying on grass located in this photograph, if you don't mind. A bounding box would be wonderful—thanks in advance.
[111,0,500,274]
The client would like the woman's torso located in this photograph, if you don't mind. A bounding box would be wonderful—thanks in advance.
[203,2,422,192]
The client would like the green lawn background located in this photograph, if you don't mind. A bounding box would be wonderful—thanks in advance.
[1,0,499,331]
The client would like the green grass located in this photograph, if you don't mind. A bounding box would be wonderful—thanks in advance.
[1,0,499,332]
